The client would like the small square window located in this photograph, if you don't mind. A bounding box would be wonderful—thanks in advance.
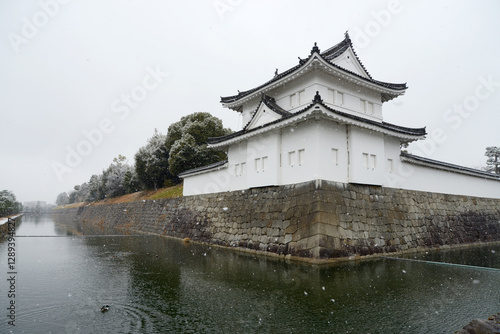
[255,158,261,172]
[288,151,296,166]
[363,153,369,168]
[262,156,268,171]
[370,154,376,169]
[332,148,338,165]
[298,149,305,165]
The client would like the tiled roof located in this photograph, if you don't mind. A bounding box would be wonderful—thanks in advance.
[178,160,228,178]
[401,153,500,180]
[209,92,425,145]
[220,32,406,105]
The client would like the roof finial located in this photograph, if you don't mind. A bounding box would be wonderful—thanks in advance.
[310,42,320,55]
[344,31,352,45]
[274,68,278,76]
[313,91,323,103]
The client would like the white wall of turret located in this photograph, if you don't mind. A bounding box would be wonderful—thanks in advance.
[240,71,383,127]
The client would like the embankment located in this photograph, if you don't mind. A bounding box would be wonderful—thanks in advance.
[52,180,500,261]
[0,214,22,238]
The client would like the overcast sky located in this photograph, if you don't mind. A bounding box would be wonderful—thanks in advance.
[1,0,499,204]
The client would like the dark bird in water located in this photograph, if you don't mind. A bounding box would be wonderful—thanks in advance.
[101,305,110,312]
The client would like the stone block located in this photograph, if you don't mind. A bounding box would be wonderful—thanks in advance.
[285,223,298,234]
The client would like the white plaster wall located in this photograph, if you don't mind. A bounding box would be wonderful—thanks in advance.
[392,161,500,199]
[281,120,320,185]
[274,72,316,111]
[238,70,384,127]
[384,136,403,175]
[315,121,349,183]
[329,48,369,78]
[182,168,230,196]
[227,141,247,191]
[314,72,383,120]
[241,99,260,126]
[348,126,385,185]
[246,130,280,188]
[241,109,253,127]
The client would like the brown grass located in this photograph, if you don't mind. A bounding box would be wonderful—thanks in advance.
[55,184,183,209]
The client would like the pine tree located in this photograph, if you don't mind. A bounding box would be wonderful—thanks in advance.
[485,146,500,174]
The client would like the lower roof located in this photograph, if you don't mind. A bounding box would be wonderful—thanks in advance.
[401,153,500,181]
[208,92,426,148]
[178,160,228,178]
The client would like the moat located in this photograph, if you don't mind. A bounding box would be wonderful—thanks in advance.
[1,215,499,333]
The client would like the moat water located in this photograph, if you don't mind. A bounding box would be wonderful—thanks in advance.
[1,215,499,333]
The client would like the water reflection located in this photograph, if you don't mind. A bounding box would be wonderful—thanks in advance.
[0,215,498,333]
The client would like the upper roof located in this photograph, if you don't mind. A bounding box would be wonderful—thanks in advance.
[220,32,407,107]
[209,92,425,148]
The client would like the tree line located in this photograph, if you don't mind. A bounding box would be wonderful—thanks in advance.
[56,112,231,205]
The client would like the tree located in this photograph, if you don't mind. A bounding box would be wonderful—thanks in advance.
[68,191,77,204]
[485,146,500,174]
[75,182,90,203]
[56,192,69,206]
[123,169,140,194]
[166,112,231,176]
[0,190,22,216]
[135,129,172,190]
[102,155,134,198]
[88,174,105,201]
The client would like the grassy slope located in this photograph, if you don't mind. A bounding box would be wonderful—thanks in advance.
[55,183,183,209]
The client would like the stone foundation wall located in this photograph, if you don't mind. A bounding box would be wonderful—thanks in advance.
[0,215,22,239]
[52,180,500,260]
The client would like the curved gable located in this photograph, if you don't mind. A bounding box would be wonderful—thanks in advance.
[329,47,370,79]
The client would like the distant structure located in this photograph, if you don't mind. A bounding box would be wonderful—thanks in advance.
[23,201,54,213]
[180,33,500,199]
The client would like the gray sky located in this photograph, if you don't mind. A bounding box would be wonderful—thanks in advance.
[1,0,499,204]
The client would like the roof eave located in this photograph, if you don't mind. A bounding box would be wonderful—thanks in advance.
[178,161,228,178]
[208,103,424,149]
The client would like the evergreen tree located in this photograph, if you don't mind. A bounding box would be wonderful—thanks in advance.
[102,155,133,198]
[485,146,500,174]
[56,192,69,206]
[0,190,22,216]
[166,112,231,176]
[135,129,172,190]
